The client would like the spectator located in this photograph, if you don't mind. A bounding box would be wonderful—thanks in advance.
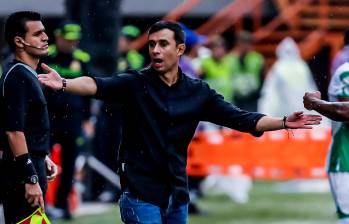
[230,31,264,111]
[117,25,144,71]
[179,24,207,79]
[201,35,234,102]
[258,37,317,117]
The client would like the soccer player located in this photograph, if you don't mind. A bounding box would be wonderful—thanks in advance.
[304,71,349,224]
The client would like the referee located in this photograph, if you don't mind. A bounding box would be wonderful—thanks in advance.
[0,11,57,223]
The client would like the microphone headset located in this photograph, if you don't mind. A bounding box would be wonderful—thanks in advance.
[20,39,45,50]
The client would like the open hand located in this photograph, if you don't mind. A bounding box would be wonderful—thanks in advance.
[285,111,322,129]
[38,63,63,90]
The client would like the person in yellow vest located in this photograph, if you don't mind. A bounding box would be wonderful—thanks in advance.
[117,25,144,72]
[230,31,265,111]
[201,35,235,103]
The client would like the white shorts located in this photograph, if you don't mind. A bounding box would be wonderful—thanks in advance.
[329,172,349,217]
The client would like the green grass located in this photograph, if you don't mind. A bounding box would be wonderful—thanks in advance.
[55,181,337,224]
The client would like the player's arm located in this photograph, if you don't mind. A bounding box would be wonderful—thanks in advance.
[6,131,28,156]
[38,63,97,96]
[304,91,349,121]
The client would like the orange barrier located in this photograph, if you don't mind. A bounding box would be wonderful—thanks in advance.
[187,128,331,180]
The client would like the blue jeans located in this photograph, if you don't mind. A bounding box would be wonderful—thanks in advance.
[119,189,188,224]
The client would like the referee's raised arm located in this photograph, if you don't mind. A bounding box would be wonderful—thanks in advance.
[38,63,97,96]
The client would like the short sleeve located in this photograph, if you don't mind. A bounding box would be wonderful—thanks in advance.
[328,69,349,99]
[3,71,29,131]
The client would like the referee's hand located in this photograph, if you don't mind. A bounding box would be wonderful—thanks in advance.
[25,183,45,212]
[45,156,58,181]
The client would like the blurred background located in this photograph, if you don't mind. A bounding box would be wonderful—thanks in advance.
[0,0,348,223]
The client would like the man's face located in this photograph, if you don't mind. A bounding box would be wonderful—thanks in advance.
[21,21,49,57]
[148,28,185,73]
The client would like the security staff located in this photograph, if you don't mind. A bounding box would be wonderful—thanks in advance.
[0,11,57,224]
[42,21,91,219]
[117,25,144,71]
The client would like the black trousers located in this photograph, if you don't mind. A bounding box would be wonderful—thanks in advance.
[2,152,47,224]
[51,132,79,210]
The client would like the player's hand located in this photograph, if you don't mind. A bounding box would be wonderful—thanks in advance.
[25,183,45,212]
[303,91,321,110]
[45,155,58,181]
[38,63,63,91]
[285,111,322,129]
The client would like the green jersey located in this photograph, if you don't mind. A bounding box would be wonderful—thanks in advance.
[327,62,349,172]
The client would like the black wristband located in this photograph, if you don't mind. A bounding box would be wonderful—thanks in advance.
[15,153,37,183]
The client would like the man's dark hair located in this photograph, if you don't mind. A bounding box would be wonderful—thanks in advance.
[4,11,42,51]
[148,20,186,45]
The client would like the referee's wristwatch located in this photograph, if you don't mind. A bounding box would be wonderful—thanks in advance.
[25,175,39,185]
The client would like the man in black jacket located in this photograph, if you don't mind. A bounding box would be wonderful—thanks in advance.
[39,20,321,224]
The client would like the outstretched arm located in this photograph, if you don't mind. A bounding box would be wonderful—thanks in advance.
[303,91,349,121]
[38,63,97,96]
[255,111,322,132]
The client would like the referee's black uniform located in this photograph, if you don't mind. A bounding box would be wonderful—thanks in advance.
[0,59,50,223]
